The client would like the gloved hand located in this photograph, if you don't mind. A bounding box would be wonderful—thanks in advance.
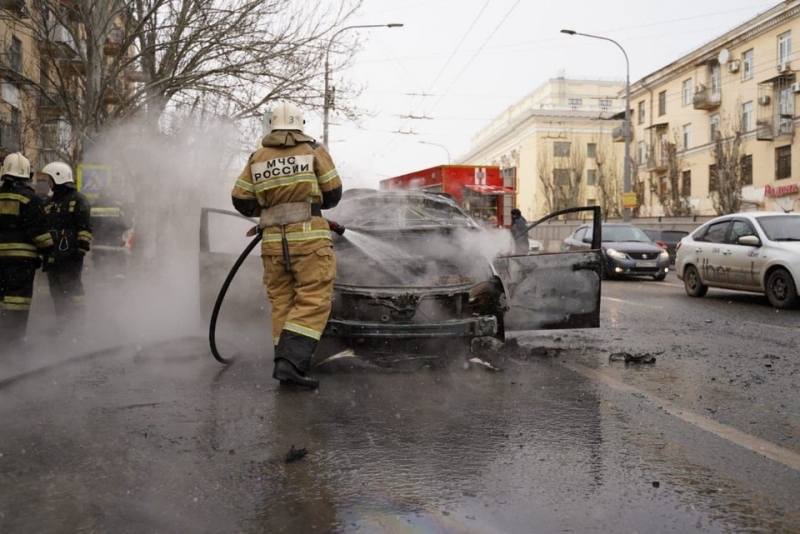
[78,240,91,253]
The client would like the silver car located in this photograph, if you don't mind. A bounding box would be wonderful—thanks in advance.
[675,211,800,309]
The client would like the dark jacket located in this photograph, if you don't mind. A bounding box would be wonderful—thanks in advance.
[45,184,93,262]
[511,215,530,254]
[0,178,54,263]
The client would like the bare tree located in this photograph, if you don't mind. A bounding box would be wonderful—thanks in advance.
[648,132,692,216]
[592,134,622,219]
[538,135,586,218]
[1,0,362,162]
[710,115,747,215]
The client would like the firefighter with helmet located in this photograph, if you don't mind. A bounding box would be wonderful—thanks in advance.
[0,153,55,344]
[231,101,342,389]
[41,161,93,329]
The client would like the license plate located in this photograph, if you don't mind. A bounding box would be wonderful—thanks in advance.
[635,261,657,267]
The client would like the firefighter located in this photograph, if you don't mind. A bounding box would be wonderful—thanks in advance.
[231,101,342,389]
[0,153,55,344]
[41,162,93,330]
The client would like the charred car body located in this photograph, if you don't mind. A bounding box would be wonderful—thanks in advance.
[200,190,603,359]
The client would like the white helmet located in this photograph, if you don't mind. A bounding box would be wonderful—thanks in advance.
[2,152,31,180]
[269,101,305,133]
[41,161,74,185]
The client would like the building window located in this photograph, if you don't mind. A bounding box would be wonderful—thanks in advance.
[741,154,753,186]
[709,164,718,192]
[568,98,582,108]
[710,113,720,141]
[741,101,753,131]
[638,141,647,165]
[778,86,794,134]
[658,91,666,116]
[10,37,22,73]
[586,143,597,158]
[598,99,612,109]
[586,169,596,186]
[710,64,721,94]
[553,142,570,157]
[637,100,645,124]
[742,49,754,80]
[682,170,692,196]
[553,169,571,186]
[586,198,596,206]
[682,79,693,105]
[682,123,693,149]
[778,31,792,65]
[776,145,791,180]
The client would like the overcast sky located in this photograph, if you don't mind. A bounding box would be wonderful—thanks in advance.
[304,0,782,189]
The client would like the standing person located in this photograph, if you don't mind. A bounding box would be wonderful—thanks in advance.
[41,162,93,331]
[0,153,54,344]
[510,208,530,254]
[231,102,342,389]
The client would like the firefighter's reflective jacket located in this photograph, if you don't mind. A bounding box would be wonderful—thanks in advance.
[44,185,93,262]
[231,130,343,256]
[0,179,54,263]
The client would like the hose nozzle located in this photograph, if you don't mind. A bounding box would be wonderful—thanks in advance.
[327,219,345,236]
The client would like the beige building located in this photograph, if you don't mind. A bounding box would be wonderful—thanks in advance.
[631,0,800,216]
[1,0,129,167]
[459,78,625,220]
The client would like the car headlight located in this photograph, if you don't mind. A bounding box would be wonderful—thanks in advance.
[659,250,669,259]
[605,248,627,259]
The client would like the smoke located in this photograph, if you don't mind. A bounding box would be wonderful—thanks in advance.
[4,116,259,377]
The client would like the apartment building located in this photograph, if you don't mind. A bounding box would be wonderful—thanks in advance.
[459,78,625,220]
[1,0,129,167]
[631,0,800,216]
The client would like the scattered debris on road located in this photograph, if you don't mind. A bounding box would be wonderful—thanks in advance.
[284,445,307,463]
[609,352,657,364]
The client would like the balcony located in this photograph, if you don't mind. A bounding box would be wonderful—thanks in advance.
[692,86,721,111]
[37,93,63,119]
[38,25,78,58]
[644,142,673,172]
[103,81,123,104]
[103,28,123,55]
[612,125,629,143]
[0,0,28,17]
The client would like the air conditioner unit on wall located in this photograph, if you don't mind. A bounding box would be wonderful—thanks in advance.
[792,82,800,93]
[728,60,740,73]
[778,62,791,73]
[758,95,772,105]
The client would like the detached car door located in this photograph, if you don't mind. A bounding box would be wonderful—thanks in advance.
[199,208,267,329]
[493,207,603,331]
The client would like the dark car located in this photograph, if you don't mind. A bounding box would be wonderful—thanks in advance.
[200,192,604,363]
[641,228,689,265]
[562,222,670,281]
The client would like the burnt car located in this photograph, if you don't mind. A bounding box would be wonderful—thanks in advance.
[200,190,603,361]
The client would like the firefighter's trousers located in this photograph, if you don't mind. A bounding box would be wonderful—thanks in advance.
[47,257,86,326]
[0,260,38,344]
[262,246,336,346]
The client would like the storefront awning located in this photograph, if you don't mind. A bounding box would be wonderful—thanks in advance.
[463,184,516,195]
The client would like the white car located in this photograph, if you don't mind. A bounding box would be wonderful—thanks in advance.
[675,211,800,309]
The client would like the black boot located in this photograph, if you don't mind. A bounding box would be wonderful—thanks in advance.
[272,331,320,389]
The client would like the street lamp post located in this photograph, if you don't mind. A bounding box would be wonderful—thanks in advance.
[418,140,451,164]
[561,29,632,221]
[323,23,403,147]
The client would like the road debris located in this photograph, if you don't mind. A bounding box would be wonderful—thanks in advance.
[284,445,307,463]
[609,352,657,364]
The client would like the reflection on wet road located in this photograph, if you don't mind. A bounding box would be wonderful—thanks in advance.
[2,335,799,533]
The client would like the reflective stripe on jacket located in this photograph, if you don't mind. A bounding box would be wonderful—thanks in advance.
[0,183,54,261]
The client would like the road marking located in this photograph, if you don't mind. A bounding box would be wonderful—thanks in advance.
[562,361,800,473]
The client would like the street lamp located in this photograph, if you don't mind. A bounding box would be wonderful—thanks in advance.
[323,23,403,147]
[418,140,451,164]
[561,29,632,221]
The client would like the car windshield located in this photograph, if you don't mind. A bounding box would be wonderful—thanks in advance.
[756,214,800,241]
[328,193,476,228]
[602,225,651,243]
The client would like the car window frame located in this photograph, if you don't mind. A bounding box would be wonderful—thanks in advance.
[696,219,731,244]
[728,219,758,245]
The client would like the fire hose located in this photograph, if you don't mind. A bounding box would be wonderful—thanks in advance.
[209,220,345,364]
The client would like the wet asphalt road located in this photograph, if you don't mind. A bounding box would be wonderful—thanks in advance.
[1,270,799,533]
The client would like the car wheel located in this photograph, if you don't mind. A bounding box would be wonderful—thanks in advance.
[653,273,666,281]
[683,265,708,297]
[765,268,798,309]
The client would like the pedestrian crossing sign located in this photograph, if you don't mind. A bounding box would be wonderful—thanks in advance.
[76,165,112,200]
